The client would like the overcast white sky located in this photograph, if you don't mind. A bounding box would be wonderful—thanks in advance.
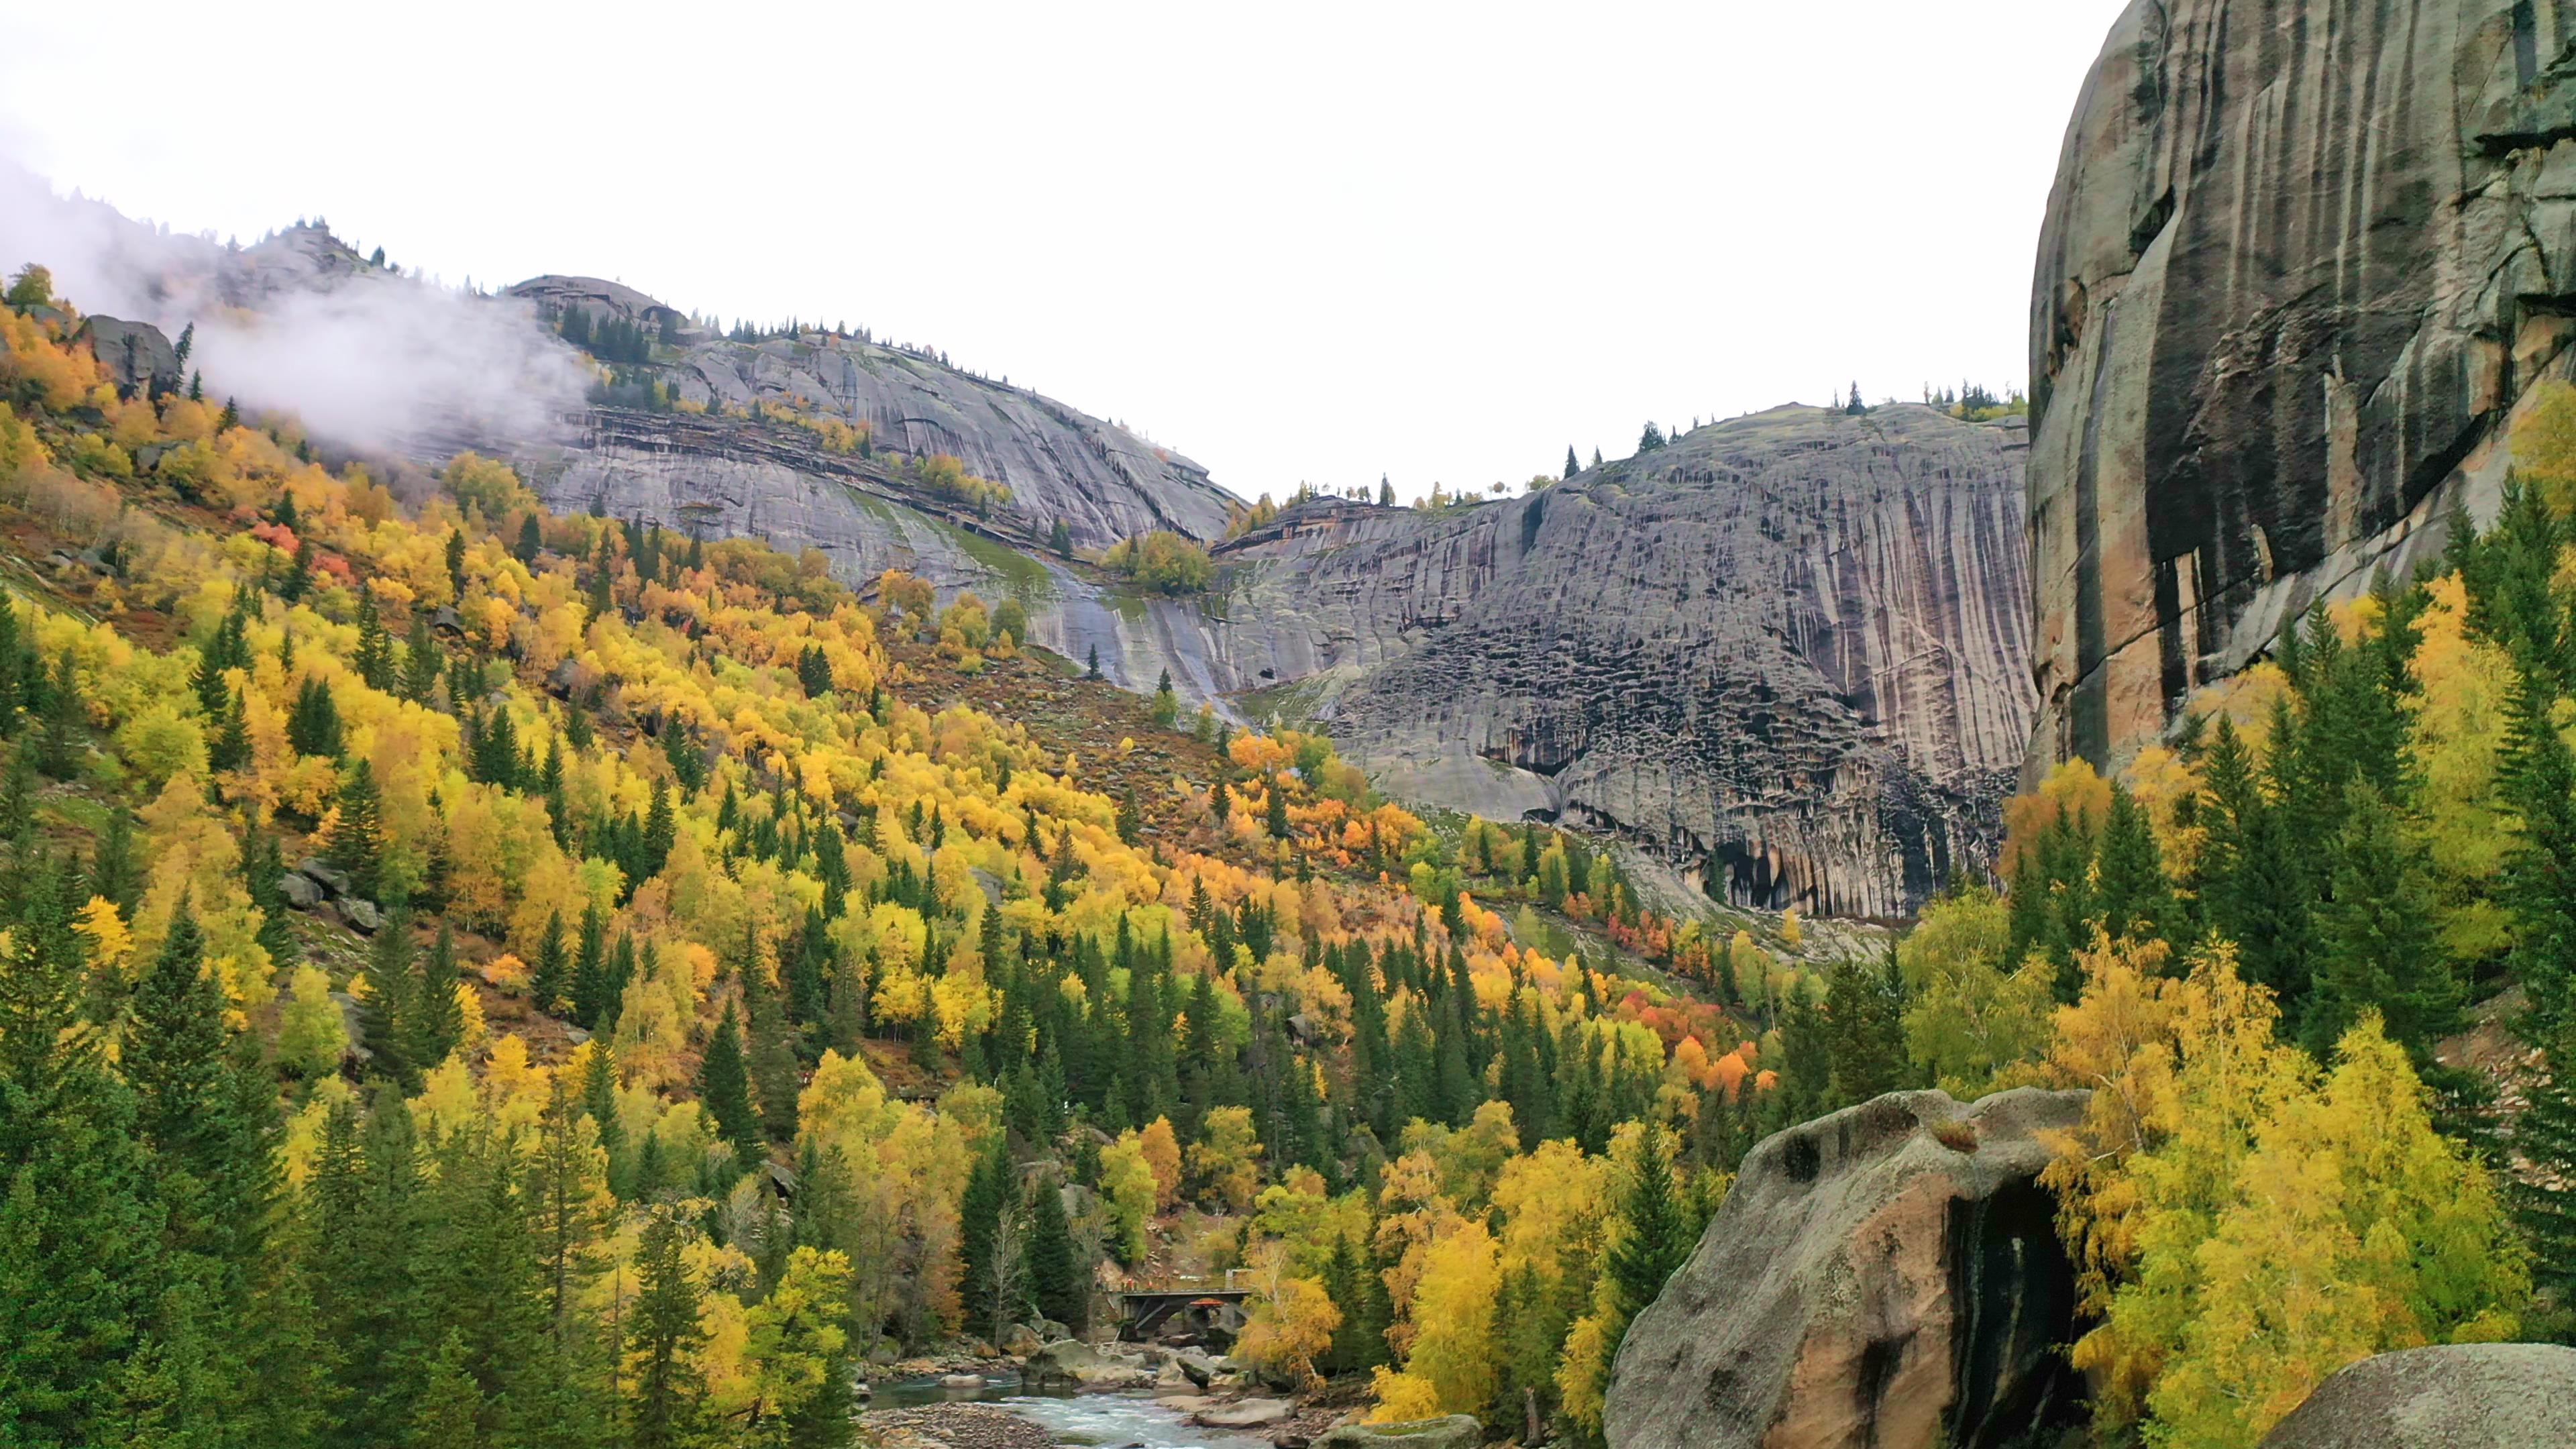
[2,1,2128,503]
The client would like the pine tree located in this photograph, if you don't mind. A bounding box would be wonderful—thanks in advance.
[36,647,80,776]
[1026,1173,1085,1332]
[400,612,443,704]
[358,912,415,1085]
[515,513,543,566]
[353,588,395,690]
[745,963,801,1143]
[1564,445,1580,481]
[958,1142,1012,1340]
[407,919,466,1070]
[1050,518,1073,557]
[699,1000,763,1172]
[1604,1128,1690,1316]
[571,904,610,1030]
[1086,645,1102,681]
[629,1212,706,1449]
[2307,780,2455,1060]
[530,910,568,1014]
[444,529,468,604]
[325,760,387,901]
[2514,1024,2576,1313]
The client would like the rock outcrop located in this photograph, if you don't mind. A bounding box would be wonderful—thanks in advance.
[511,276,1234,550]
[2257,1344,2576,1448]
[1603,1088,2090,1449]
[1207,405,2035,918]
[532,400,2031,918]
[2030,0,2576,772]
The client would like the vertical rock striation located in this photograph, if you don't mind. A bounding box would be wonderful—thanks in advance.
[1208,405,2035,919]
[2029,0,2576,772]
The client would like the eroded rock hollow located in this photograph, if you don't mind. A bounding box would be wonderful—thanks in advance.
[1603,1089,2091,1449]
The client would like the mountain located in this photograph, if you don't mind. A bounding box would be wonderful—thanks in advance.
[1,179,2037,917]
[506,275,1236,550]
[1201,405,2034,919]
[2027,0,2576,770]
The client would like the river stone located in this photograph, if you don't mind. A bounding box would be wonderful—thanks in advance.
[2259,1344,2576,1448]
[1196,1399,1293,1429]
[2029,0,2576,774]
[999,1324,1042,1356]
[1605,1088,2091,1449]
[1309,1417,1480,1449]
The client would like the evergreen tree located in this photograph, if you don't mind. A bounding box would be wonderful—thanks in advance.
[530,910,568,1015]
[1086,645,1102,680]
[957,1142,1012,1340]
[287,675,343,758]
[2306,780,2455,1060]
[1564,445,1580,481]
[36,647,80,776]
[325,759,387,902]
[402,612,443,704]
[444,529,468,604]
[1026,1173,1085,1332]
[407,919,466,1070]
[358,912,415,1084]
[745,963,802,1143]
[1821,954,1907,1108]
[515,513,543,566]
[352,587,395,691]
[1604,1128,1690,1317]
[628,1212,706,1449]
[699,1000,763,1171]
[1050,518,1073,557]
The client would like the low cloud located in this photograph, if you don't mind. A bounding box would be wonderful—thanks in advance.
[0,164,584,454]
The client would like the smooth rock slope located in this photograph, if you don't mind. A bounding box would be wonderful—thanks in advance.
[1210,405,2034,918]
[1603,1088,2092,1449]
[2029,0,2576,771]
[2257,1344,2576,1448]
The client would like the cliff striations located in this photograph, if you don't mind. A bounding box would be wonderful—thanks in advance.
[1208,406,2035,919]
[2030,0,2576,771]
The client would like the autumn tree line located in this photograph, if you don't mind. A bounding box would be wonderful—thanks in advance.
[0,278,1765,1448]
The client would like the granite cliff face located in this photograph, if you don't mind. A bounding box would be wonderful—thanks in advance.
[2030,0,2576,771]
[529,401,2031,918]
[510,277,1233,551]
[1205,407,2035,918]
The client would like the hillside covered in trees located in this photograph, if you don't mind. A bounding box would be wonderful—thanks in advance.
[1,255,2572,1449]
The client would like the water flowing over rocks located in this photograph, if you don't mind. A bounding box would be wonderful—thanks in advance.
[2029,0,2576,772]
[1603,1088,2090,1449]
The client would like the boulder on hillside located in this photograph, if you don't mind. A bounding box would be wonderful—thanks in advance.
[1310,1417,1480,1449]
[2258,1344,2576,1448]
[1605,1088,2091,1449]
[74,317,180,398]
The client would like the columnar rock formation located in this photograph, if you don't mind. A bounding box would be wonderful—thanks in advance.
[2029,0,2576,771]
[1603,1089,2092,1449]
[1210,406,2035,918]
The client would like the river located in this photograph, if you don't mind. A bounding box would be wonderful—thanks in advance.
[871,1378,1279,1449]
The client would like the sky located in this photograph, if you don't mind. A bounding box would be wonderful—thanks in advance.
[0,0,2131,504]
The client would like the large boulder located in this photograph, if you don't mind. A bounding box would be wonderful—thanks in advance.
[1605,1088,2090,1449]
[2028,0,2576,774]
[74,317,180,398]
[2259,1344,2576,1448]
[1310,1417,1481,1449]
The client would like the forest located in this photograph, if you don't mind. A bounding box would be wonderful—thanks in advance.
[0,268,2569,1449]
